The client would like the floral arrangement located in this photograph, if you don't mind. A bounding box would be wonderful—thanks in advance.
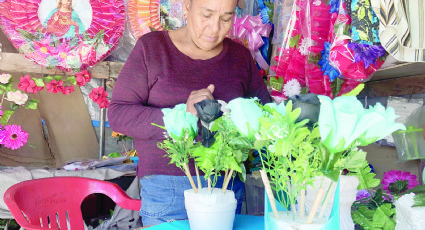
[317,95,406,182]
[252,99,323,217]
[153,94,406,228]
[18,70,92,96]
[352,170,423,230]
[268,0,386,102]
[153,103,200,192]
[153,99,252,193]
[0,73,39,150]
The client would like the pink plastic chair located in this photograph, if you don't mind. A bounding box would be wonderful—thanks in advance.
[3,177,141,230]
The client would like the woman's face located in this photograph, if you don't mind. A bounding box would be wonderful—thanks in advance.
[184,0,237,51]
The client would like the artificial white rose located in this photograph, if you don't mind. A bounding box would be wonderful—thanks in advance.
[6,90,28,105]
[0,74,12,84]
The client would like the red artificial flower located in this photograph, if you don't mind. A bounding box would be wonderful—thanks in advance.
[89,86,109,108]
[97,97,110,109]
[62,86,75,95]
[46,80,64,93]
[259,70,267,77]
[89,86,108,102]
[18,75,44,94]
[75,70,92,87]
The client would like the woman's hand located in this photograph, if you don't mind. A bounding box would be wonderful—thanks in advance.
[186,84,215,115]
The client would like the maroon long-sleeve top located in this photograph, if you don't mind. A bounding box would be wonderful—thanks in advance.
[108,31,270,178]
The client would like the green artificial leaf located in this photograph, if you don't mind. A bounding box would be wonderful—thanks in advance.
[269,77,284,91]
[404,185,425,195]
[339,149,367,169]
[322,169,341,182]
[413,193,425,207]
[331,78,344,98]
[289,34,301,48]
[9,102,19,111]
[53,75,63,81]
[66,76,77,86]
[25,99,39,110]
[341,83,365,96]
[44,76,54,83]
[34,78,45,87]
[373,203,396,230]
[229,136,252,148]
[388,180,409,196]
[238,162,246,182]
[16,29,38,42]
[352,206,375,229]
[349,162,380,190]
[0,110,14,126]
[412,193,425,207]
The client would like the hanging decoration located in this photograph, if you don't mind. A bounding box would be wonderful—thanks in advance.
[0,0,125,72]
[128,0,185,39]
[229,14,272,71]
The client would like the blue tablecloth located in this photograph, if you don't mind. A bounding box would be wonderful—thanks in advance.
[147,214,264,230]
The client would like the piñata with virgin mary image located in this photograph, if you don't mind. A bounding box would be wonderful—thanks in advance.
[0,0,125,72]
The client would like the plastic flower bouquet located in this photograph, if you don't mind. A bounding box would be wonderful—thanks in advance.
[0,73,39,150]
[253,100,328,228]
[352,170,424,230]
[154,100,250,230]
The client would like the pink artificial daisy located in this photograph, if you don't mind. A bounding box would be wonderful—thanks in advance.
[382,170,419,194]
[3,125,29,150]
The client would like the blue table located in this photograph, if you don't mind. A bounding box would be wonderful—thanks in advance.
[147,214,264,230]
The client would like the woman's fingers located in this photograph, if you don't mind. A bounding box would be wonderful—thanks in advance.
[186,84,215,115]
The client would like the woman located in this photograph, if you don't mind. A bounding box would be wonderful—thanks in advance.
[108,0,270,226]
[43,0,85,38]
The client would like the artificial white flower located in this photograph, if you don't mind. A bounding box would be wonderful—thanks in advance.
[6,90,28,105]
[299,37,313,56]
[313,0,322,6]
[217,99,230,115]
[0,74,12,84]
[283,79,302,97]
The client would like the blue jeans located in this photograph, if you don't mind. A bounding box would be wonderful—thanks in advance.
[139,175,245,226]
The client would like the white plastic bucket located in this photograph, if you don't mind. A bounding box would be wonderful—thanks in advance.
[184,188,237,230]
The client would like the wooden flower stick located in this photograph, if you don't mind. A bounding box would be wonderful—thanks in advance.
[260,169,279,218]
[224,169,229,186]
[299,189,306,218]
[194,163,202,189]
[222,169,234,193]
[319,181,337,218]
[208,177,212,192]
[306,187,325,224]
[183,163,198,193]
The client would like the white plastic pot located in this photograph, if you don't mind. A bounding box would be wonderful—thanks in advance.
[268,211,326,230]
[395,193,425,230]
[184,188,237,230]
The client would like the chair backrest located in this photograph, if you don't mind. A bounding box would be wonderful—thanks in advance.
[3,176,141,230]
